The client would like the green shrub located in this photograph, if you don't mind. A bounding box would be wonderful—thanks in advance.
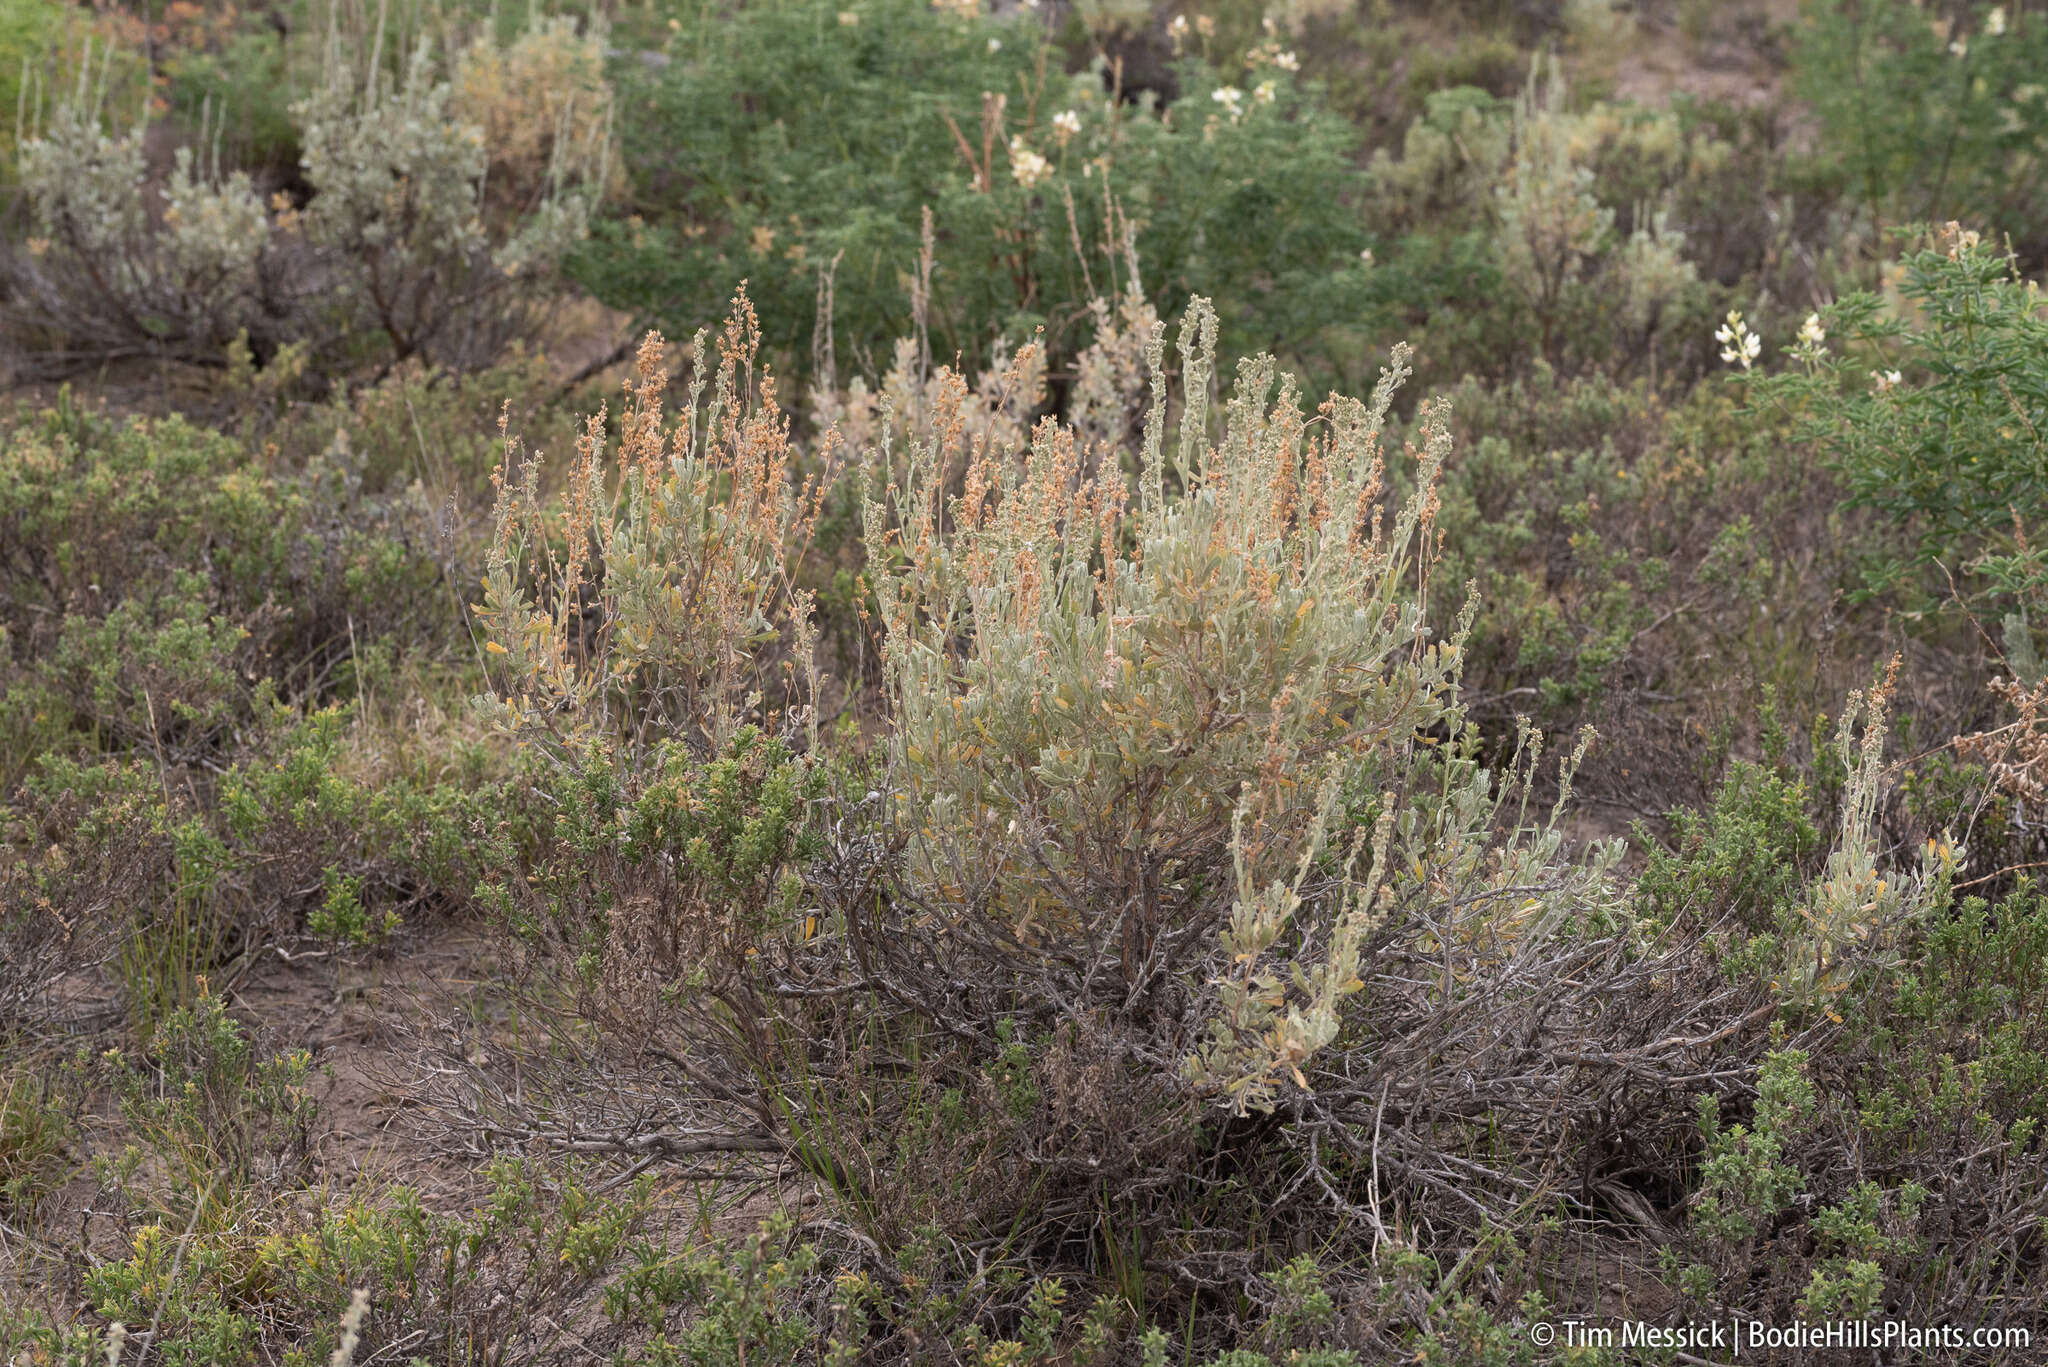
[578,0,1370,394]
[1796,0,2048,263]
[483,724,825,1006]
[1636,759,1823,941]
[1662,879,2048,1335]
[1430,365,1664,723]
[1743,229,2048,645]
[2,699,499,1031]
[0,402,454,756]
[79,1149,654,1367]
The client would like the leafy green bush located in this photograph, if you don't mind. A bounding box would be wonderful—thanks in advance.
[579,0,1370,393]
[1640,759,1817,928]
[1797,0,2048,263]
[1744,229,2048,647]
[2,698,499,1032]
[1657,878,2048,1336]
[80,1088,654,1366]
[1430,365,1663,723]
[0,403,450,756]
[482,723,825,1007]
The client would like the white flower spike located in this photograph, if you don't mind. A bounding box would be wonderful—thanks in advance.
[1715,310,1762,371]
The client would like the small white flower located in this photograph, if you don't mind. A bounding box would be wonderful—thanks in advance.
[1053,108,1082,140]
[1009,136,1052,189]
[1988,6,2008,37]
[1360,247,1374,266]
[1951,37,1969,56]
[1872,369,1903,392]
[1212,85,1245,120]
[1714,309,1761,370]
[988,36,1002,52]
[1274,49,1300,72]
[1799,312,1826,347]
[1252,79,1277,106]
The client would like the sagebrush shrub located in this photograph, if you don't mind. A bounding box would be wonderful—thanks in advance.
[3,15,612,377]
[856,298,1620,1109]
[1364,59,1715,383]
[478,297,835,767]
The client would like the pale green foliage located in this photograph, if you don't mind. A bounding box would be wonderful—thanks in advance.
[294,39,489,317]
[19,107,147,257]
[5,14,611,374]
[1785,668,1958,1001]
[479,301,832,766]
[821,333,1048,474]
[294,25,603,365]
[1494,57,1695,355]
[15,105,268,360]
[1066,278,1163,450]
[1495,59,1615,324]
[864,297,1621,1112]
[1369,87,1510,233]
[1369,60,1705,368]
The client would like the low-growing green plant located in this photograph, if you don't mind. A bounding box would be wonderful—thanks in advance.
[77,1153,656,1367]
[1430,364,1665,725]
[606,1213,860,1367]
[1636,758,1822,943]
[0,1061,72,1223]
[0,402,453,753]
